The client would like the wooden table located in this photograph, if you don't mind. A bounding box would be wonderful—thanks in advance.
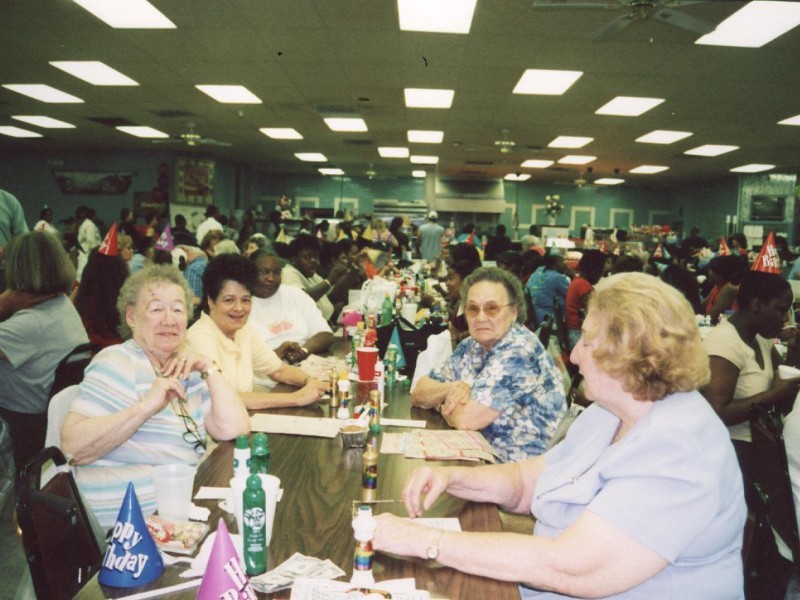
[76,353,520,599]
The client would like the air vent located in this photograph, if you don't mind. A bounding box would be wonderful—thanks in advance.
[87,117,136,127]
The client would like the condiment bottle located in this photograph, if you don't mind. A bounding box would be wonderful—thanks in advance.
[337,370,351,420]
[381,293,394,326]
[251,432,271,474]
[361,439,378,502]
[328,367,340,410]
[233,434,251,478]
[351,505,377,586]
[243,474,267,576]
[368,389,381,434]
[363,314,378,347]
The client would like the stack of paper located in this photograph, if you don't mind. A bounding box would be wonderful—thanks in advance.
[297,355,349,380]
[405,430,497,463]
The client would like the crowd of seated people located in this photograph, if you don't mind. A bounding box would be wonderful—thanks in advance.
[7,203,800,598]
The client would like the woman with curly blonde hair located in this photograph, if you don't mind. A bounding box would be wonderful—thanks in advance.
[374,272,745,599]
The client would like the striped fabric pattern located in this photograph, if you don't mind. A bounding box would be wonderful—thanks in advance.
[71,340,210,527]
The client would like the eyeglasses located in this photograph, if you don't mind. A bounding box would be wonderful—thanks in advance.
[464,302,515,319]
[171,398,207,455]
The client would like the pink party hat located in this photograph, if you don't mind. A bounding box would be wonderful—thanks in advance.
[197,519,255,600]
[155,225,175,251]
[717,237,731,256]
[98,223,119,256]
[98,482,164,587]
[751,231,782,275]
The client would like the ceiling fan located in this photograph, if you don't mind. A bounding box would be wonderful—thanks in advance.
[531,0,715,42]
[152,122,232,147]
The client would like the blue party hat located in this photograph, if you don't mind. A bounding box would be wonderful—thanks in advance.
[98,482,164,588]
[389,325,406,369]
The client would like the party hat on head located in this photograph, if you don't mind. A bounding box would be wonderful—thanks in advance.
[197,519,255,600]
[98,223,118,256]
[98,482,163,587]
[276,226,287,244]
[717,237,731,256]
[361,223,373,241]
[652,241,664,259]
[155,225,174,251]
[751,231,782,274]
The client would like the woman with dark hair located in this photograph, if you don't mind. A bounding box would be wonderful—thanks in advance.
[526,252,570,326]
[0,231,88,475]
[703,270,800,503]
[73,249,128,348]
[565,249,608,350]
[704,254,747,324]
[389,216,409,260]
[728,232,748,257]
[282,233,359,321]
[444,243,482,342]
[187,254,328,409]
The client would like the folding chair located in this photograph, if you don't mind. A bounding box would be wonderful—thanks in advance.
[49,342,97,399]
[15,446,104,600]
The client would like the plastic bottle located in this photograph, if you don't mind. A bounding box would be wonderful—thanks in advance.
[350,504,377,586]
[243,474,267,576]
[251,433,271,474]
[363,314,378,347]
[384,344,397,388]
[368,389,381,434]
[337,370,351,419]
[233,434,251,478]
[361,439,378,502]
[381,293,394,326]
[373,362,385,406]
[328,367,340,410]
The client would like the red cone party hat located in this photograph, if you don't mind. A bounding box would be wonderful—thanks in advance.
[98,222,118,256]
[751,231,782,275]
[98,482,164,587]
[717,237,731,256]
[652,241,664,259]
[197,519,256,600]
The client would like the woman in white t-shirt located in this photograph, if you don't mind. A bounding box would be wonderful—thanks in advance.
[702,270,800,503]
[248,250,333,364]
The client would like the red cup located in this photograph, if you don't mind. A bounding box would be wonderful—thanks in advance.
[356,347,379,381]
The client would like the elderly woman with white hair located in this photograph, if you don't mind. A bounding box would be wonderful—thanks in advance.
[376,273,745,599]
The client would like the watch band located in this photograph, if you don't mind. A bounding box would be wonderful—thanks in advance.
[201,362,221,379]
[426,528,444,560]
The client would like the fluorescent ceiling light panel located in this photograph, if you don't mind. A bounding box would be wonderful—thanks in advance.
[49,61,138,85]
[324,117,368,132]
[505,173,531,181]
[2,84,83,103]
[636,130,693,144]
[696,1,800,48]
[404,88,454,109]
[595,96,664,117]
[630,165,669,174]
[730,164,775,173]
[12,116,75,128]
[521,159,554,168]
[295,153,327,162]
[595,178,625,185]
[0,126,43,138]
[512,69,583,95]
[410,155,439,164]
[195,85,262,104]
[378,147,410,158]
[408,130,444,143]
[319,168,345,175]
[778,114,800,126]
[116,125,168,138]
[71,0,176,28]
[260,128,303,139]
[684,144,739,157]
[412,170,427,178]
[558,155,596,165]
[398,0,477,34]
[549,136,593,149]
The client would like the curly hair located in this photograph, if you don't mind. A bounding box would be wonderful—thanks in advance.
[201,254,258,313]
[116,265,193,338]
[460,266,527,324]
[583,272,709,401]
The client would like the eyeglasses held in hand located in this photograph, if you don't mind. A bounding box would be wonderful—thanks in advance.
[172,398,207,455]
[464,302,515,319]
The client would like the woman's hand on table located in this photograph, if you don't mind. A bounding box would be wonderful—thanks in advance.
[403,466,452,517]
[440,381,472,417]
[373,513,437,559]
[292,377,329,406]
